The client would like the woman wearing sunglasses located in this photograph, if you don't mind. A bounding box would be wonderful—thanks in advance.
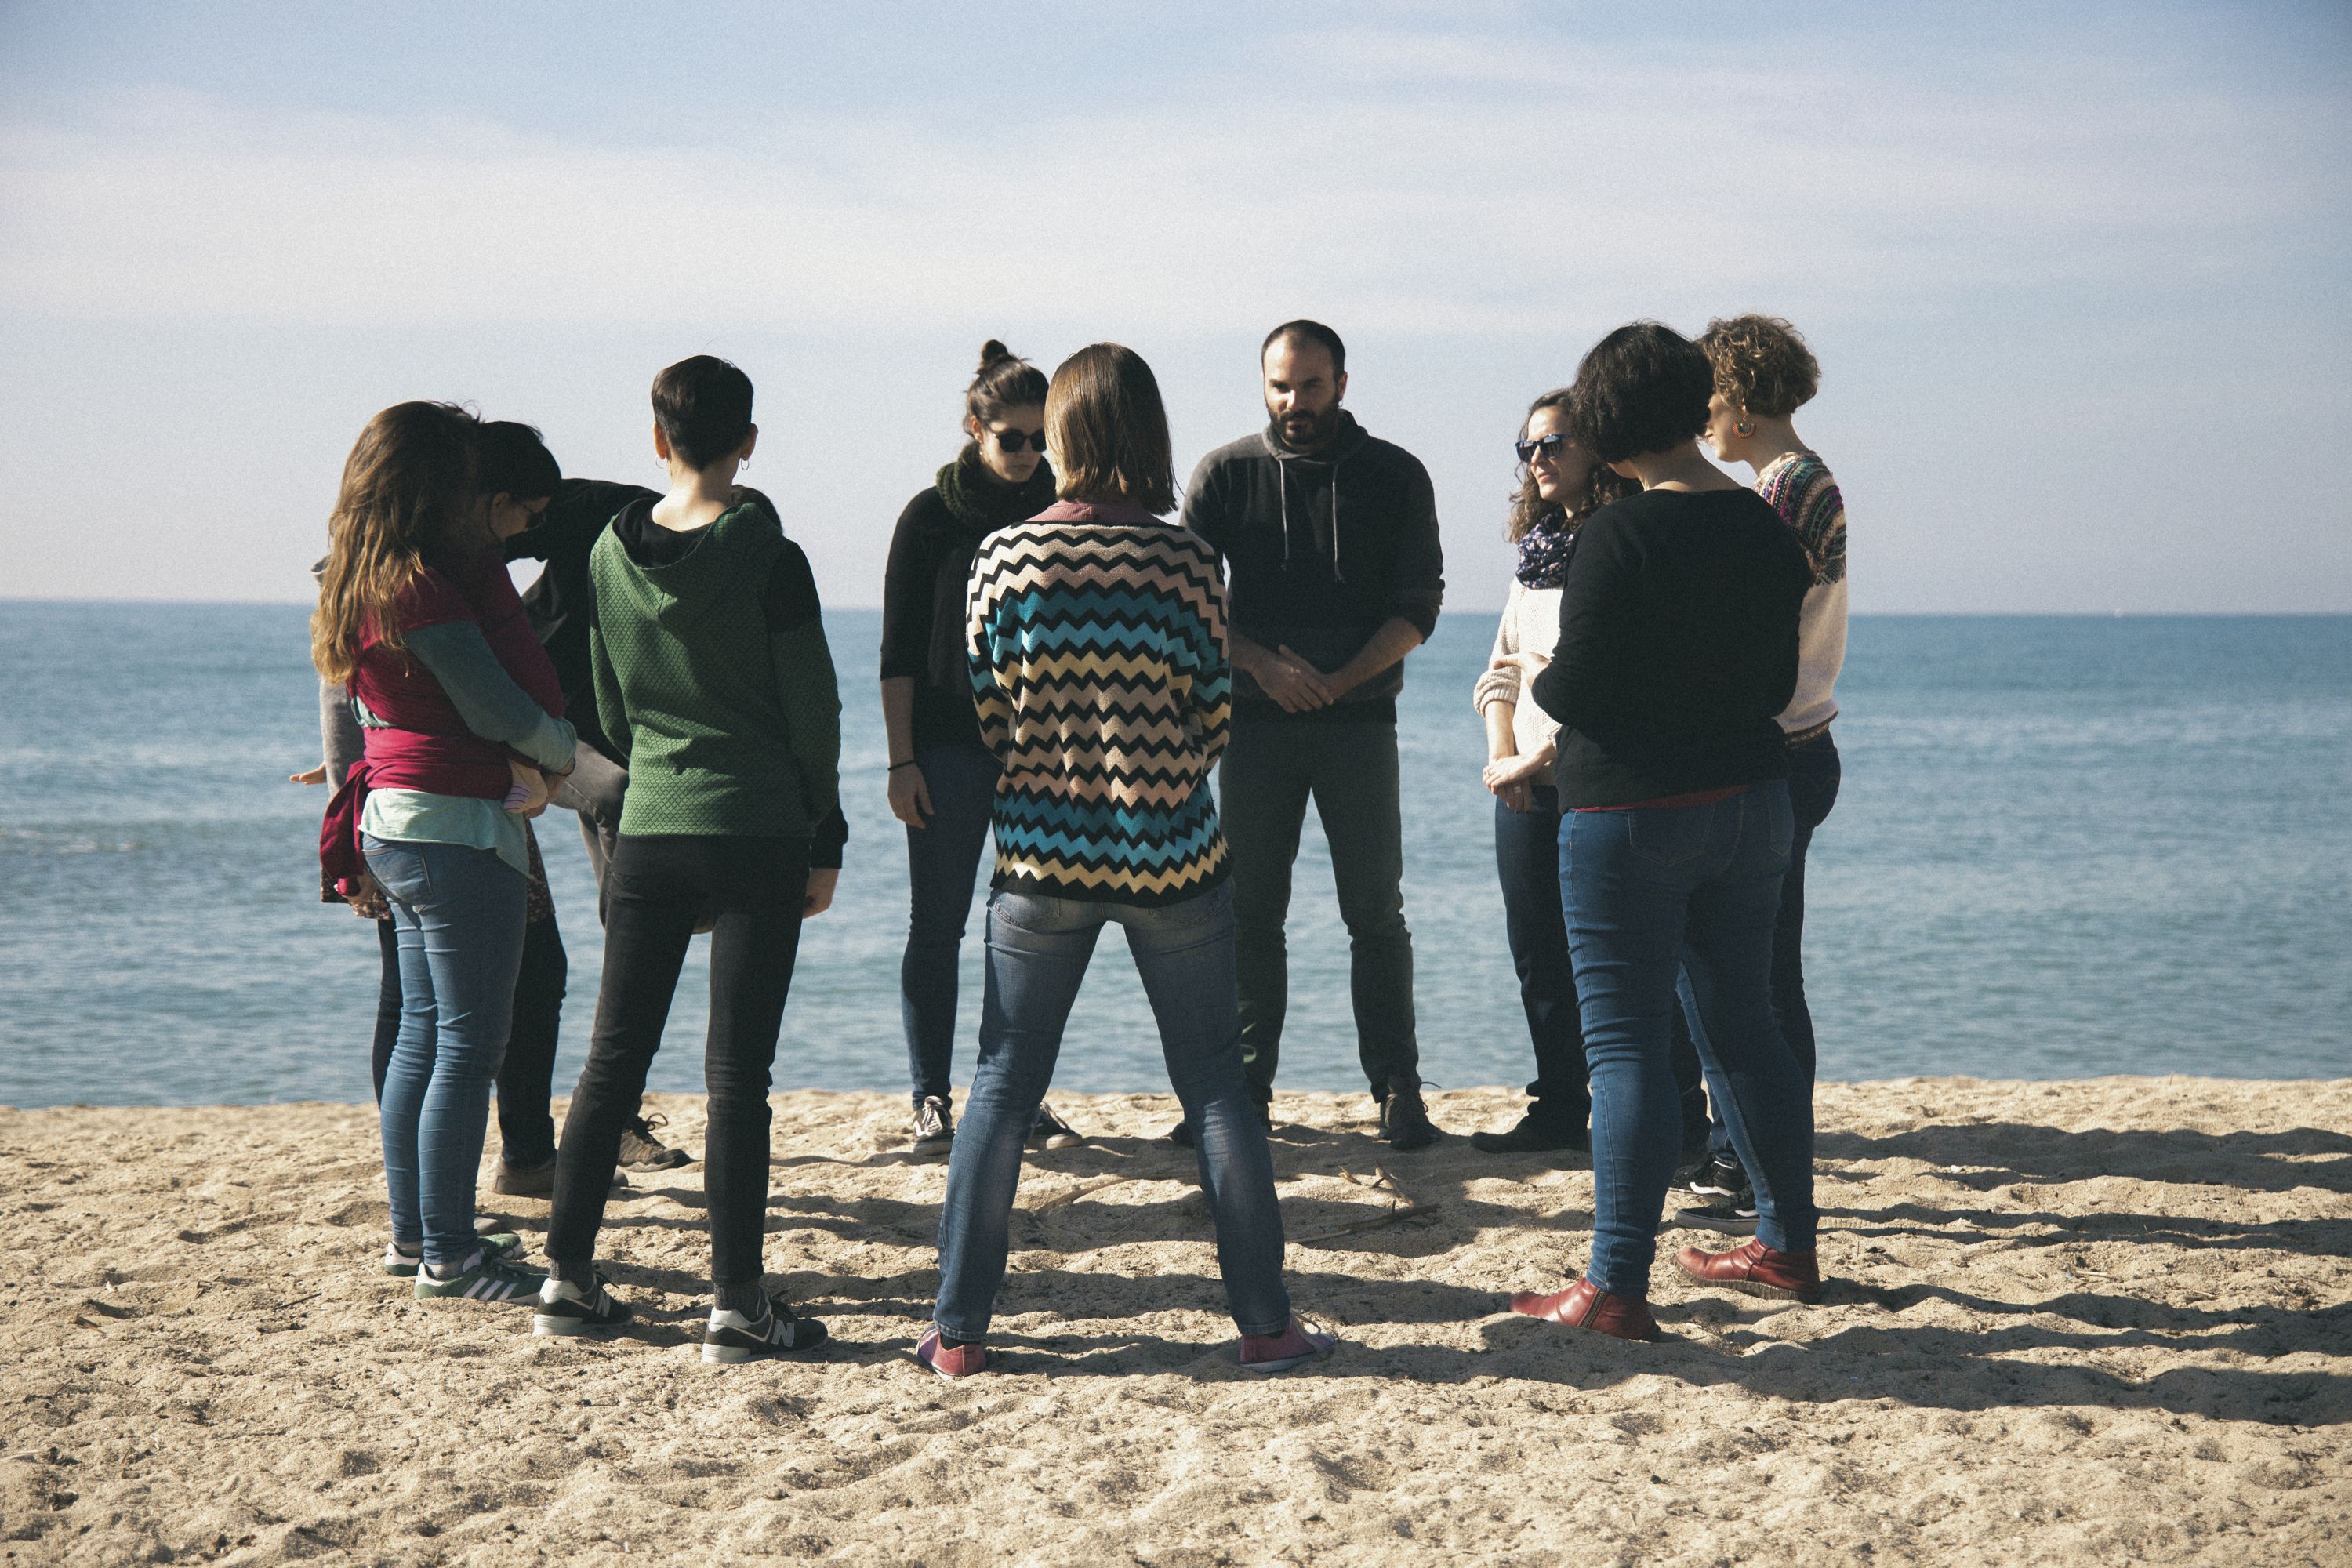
[880,341,1085,1158]
[1468,391,1635,1157]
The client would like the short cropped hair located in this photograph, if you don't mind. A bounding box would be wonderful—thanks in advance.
[1046,343,1176,515]
[651,354,754,469]
[474,420,561,502]
[1697,314,1819,419]
[1261,318,1346,377]
[1568,321,1714,465]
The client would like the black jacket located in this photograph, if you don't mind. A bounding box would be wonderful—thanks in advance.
[504,477,659,755]
[1181,412,1443,723]
[1531,488,1812,807]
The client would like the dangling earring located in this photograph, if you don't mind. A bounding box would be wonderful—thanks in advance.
[1735,416,1755,438]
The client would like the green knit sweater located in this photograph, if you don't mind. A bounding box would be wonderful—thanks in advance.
[589,499,844,856]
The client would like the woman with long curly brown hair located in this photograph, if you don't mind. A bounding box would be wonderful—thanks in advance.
[314,401,577,1308]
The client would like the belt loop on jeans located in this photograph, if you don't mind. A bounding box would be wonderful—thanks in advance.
[1783,720,1833,749]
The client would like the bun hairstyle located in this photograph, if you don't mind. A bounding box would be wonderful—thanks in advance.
[967,339,1049,427]
[1696,314,1820,419]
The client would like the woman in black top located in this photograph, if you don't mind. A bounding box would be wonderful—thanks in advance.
[879,342,1082,1156]
[1509,322,1824,1339]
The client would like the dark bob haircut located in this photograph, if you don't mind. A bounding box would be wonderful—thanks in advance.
[652,354,754,469]
[1568,321,1714,465]
[474,420,561,503]
[1261,318,1346,377]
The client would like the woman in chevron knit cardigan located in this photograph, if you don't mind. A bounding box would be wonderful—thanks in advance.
[917,343,1334,1380]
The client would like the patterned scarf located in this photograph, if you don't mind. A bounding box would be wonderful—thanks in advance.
[1515,511,1577,589]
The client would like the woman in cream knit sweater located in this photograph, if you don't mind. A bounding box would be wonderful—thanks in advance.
[1468,390,1635,1156]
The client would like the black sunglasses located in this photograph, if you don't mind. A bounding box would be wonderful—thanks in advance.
[1514,433,1568,463]
[991,427,1048,453]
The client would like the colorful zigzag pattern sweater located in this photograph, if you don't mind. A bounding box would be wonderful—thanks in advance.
[966,499,1232,906]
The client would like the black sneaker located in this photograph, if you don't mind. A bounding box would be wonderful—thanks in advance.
[1674,1189,1760,1235]
[1379,1085,1440,1151]
[702,1295,829,1364]
[1468,1111,1589,1156]
[1683,1152,1748,1200]
[532,1272,633,1336]
[492,1153,627,1199]
[618,1115,691,1171]
[910,1096,955,1160]
[1168,1100,1269,1149]
[1027,1102,1086,1151]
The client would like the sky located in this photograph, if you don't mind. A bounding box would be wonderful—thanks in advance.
[2,1,2347,612]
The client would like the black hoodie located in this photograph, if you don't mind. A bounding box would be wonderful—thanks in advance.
[1180,411,1443,723]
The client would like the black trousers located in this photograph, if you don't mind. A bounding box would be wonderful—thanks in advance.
[546,834,809,1289]
[372,911,564,1167]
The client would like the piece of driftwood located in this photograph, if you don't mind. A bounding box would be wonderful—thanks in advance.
[1030,1174,1142,1214]
[1296,1166,1441,1241]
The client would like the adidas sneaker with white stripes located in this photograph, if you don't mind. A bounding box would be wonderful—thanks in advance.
[412,1247,546,1305]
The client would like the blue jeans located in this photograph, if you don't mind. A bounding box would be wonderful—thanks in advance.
[363,835,528,1268]
[934,882,1293,1339]
[1561,784,1818,1294]
[900,742,1000,1107]
[1686,730,1843,1161]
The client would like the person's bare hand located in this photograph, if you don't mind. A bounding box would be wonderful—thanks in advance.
[803,867,840,918]
[346,871,389,920]
[1256,648,1334,713]
[887,764,934,827]
[291,762,328,786]
[1483,753,1548,794]
[1499,781,1534,814]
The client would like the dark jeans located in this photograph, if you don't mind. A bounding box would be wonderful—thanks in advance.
[1562,784,1818,1295]
[1220,718,1419,1101]
[1494,786,1589,1127]
[900,742,1000,1107]
[1674,730,1842,1162]
[547,833,809,1290]
[934,883,1291,1339]
[363,836,528,1268]
[371,908,564,1167]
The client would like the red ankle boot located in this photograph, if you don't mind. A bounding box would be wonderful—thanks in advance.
[1508,1279,1660,1341]
[1675,1236,1823,1303]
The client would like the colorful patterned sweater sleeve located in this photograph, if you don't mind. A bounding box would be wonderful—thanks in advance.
[1755,451,1849,735]
[965,508,1232,905]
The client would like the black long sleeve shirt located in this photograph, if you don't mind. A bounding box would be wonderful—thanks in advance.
[1531,488,1813,808]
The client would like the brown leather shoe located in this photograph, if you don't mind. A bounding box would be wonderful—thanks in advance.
[1675,1236,1823,1303]
[1508,1279,1661,1341]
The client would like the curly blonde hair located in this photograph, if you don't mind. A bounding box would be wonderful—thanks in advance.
[1697,314,1819,419]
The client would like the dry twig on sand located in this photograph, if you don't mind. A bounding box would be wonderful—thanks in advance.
[1030,1174,1142,1214]
[1297,1166,1442,1241]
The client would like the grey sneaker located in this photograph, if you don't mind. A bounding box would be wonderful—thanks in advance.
[1027,1102,1086,1151]
[617,1115,691,1171]
[910,1097,954,1160]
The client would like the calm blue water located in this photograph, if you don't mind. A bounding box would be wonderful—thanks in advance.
[1,606,2346,1108]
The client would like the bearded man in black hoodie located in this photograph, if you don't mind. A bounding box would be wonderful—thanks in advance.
[1178,321,1446,1149]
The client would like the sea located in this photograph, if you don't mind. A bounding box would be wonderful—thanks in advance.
[1,606,2346,1109]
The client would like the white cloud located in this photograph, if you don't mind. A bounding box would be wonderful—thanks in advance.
[2,29,2337,336]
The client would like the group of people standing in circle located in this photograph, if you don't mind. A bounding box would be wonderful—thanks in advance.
[305,307,1846,1370]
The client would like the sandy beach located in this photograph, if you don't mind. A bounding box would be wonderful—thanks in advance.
[2,1077,2345,1566]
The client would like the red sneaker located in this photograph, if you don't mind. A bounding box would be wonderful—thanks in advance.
[913,1327,989,1380]
[1239,1319,1337,1374]
[1508,1279,1660,1341]
[1675,1237,1823,1303]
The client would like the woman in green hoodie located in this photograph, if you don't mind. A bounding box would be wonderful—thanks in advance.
[532,355,846,1364]
[879,341,1083,1159]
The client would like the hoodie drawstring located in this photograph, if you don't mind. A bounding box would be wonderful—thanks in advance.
[1272,453,1347,580]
